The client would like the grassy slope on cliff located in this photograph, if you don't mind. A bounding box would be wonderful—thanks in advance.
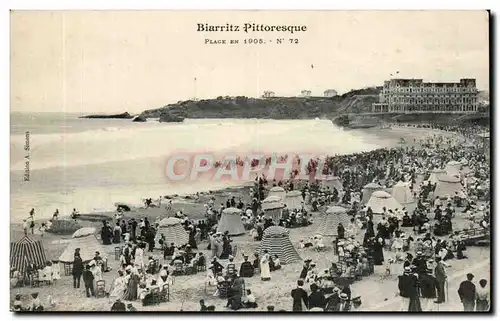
[139,87,381,122]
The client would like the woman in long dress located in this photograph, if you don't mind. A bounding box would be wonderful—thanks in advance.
[101,221,112,245]
[109,270,127,299]
[134,244,145,269]
[52,260,61,284]
[373,237,385,266]
[260,250,271,281]
[113,223,122,244]
[123,269,140,301]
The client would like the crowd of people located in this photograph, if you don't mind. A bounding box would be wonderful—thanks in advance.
[11,121,490,312]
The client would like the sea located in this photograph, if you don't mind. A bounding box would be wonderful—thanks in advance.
[10,112,391,222]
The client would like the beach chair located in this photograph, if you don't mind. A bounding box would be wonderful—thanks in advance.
[30,272,41,288]
[114,247,121,260]
[197,261,207,272]
[63,263,72,276]
[226,264,236,277]
[150,287,161,305]
[160,284,170,302]
[184,265,196,275]
[217,281,231,299]
[95,280,106,298]
[172,261,184,276]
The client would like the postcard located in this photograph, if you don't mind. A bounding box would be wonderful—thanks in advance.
[10,10,491,312]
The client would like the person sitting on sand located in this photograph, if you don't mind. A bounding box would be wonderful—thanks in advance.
[110,298,126,311]
[269,255,281,272]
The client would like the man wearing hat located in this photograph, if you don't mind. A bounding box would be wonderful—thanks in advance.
[398,266,415,311]
[434,257,447,304]
[338,293,351,312]
[82,265,95,297]
[413,251,427,275]
[291,279,309,311]
[458,273,477,311]
[239,255,254,278]
[325,287,341,311]
[299,259,312,280]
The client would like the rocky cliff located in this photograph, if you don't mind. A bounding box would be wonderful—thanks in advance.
[139,87,382,122]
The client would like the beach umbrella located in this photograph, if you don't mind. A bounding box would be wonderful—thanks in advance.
[59,227,104,264]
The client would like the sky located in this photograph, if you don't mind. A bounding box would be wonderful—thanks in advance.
[10,10,490,113]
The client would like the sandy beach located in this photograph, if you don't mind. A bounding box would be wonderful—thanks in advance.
[10,125,486,312]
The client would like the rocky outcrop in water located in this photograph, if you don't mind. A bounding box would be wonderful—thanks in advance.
[80,112,133,119]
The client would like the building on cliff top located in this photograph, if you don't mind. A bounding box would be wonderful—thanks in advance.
[372,78,478,113]
[262,91,276,98]
[300,90,312,97]
[324,89,338,97]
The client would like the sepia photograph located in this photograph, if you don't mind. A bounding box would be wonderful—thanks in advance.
[9,10,491,312]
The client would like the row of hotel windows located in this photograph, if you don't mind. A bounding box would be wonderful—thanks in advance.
[383,87,476,94]
[387,97,477,104]
[388,104,477,112]
[382,94,477,98]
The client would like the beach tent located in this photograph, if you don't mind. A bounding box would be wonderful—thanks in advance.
[321,176,343,192]
[434,175,466,199]
[284,190,304,211]
[365,190,403,214]
[261,195,285,223]
[259,226,301,264]
[268,186,286,201]
[217,208,245,236]
[362,183,383,203]
[59,227,104,264]
[445,161,462,179]
[428,169,447,185]
[391,181,414,205]
[155,217,189,248]
[316,206,351,236]
[10,236,47,273]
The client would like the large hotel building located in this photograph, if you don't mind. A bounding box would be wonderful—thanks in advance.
[372,78,478,113]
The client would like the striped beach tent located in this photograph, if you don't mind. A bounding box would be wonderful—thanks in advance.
[217,208,245,236]
[261,195,284,223]
[259,226,301,264]
[316,206,350,236]
[284,190,304,211]
[10,236,47,273]
[362,182,383,203]
[59,227,104,264]
[268,186,286,201]
[155,217,189,248]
